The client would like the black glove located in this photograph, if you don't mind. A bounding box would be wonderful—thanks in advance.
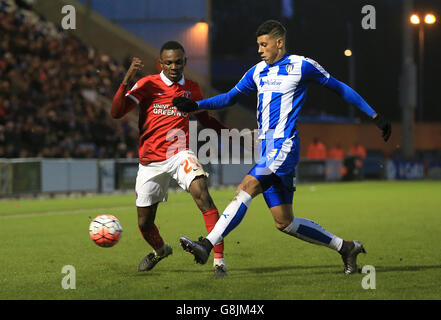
[172,97,199,113]
[373,114,391,142]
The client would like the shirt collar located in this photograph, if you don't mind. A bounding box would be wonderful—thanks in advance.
[160,71,185,86]
[269,53,290,67]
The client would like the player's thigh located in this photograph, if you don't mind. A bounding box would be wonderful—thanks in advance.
[173,150,208,191]
[135,163,171,207]
[247,137,299,196]
[267,137,299,191]
[263,181,294,229]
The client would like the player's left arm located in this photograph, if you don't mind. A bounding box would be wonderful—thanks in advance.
[324,76,375,117]
[111,57,144,119]
[302,58,391,141]
[324,77,391,141]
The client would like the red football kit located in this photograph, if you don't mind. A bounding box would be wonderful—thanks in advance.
[111,71,227,261]
[112,71,227,165]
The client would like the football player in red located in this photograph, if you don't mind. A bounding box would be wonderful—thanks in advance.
[111,41,228,277]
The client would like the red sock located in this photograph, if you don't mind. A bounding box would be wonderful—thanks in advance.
[138,224,164,251]
[202,206,224,259]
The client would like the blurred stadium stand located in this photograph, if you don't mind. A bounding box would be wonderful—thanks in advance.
[32,0,257,130]
[0,0,255,160]
[0,0,139,159]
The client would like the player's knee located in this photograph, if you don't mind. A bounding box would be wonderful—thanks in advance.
[275,221,290,231]
[190,177,214,211]
[237,177,261,198]
[137,206,156,230]
[274,215,294,231]
[195,193,214,212]
[193,187,209,203]
[138,219,154,232]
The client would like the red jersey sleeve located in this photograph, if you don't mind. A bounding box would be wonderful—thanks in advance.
[125,77,151,105]
[111,83,137,118]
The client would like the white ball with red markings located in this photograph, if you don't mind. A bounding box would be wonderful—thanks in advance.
[89,214,123,248]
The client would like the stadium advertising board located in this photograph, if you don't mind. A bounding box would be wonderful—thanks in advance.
[386,160,424,180]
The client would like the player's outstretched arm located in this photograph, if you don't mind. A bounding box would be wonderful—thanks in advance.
[324,76,391,141]
[111,57,143,119]
[173,87,244,113]
[174,64,255,113]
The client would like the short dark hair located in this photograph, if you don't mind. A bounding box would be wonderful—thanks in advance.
[160,41,185,55]
[255,20,286,40]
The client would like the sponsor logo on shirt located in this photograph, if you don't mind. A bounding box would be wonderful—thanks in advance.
[259,78,282,88]
[152,103,187,117]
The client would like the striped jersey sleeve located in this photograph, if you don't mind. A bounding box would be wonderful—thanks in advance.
[301,58,330,85]
[235,65,258,94]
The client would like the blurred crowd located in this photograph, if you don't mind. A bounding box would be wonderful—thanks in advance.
[306,137,367,180]
[0,0,138,159]
[307,138,366,162]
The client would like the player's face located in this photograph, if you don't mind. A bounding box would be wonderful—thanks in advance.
[257,34,284,65]
[160,49,186,83]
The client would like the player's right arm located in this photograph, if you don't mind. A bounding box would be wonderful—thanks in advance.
[111,57,144,119]
[199,65,257,110]
[173,65,257,112]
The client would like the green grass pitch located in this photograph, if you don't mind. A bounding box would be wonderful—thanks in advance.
[1,181,440,300]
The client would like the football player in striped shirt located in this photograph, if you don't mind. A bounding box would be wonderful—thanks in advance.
[174,20,391,274]
[111,41,229,277]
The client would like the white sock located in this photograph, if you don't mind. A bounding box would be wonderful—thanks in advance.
[206,190,252,246]
[213,258,226,267]
[282,217,343,251]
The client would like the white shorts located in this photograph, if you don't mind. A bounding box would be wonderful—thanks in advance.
[135,150,208,207]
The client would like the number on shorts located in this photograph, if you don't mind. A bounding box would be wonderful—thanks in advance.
[181,157,200,174]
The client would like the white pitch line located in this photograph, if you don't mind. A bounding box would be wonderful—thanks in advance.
[0,206,133,219]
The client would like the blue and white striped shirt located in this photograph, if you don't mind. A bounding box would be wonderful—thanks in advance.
[198,53,376,140]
